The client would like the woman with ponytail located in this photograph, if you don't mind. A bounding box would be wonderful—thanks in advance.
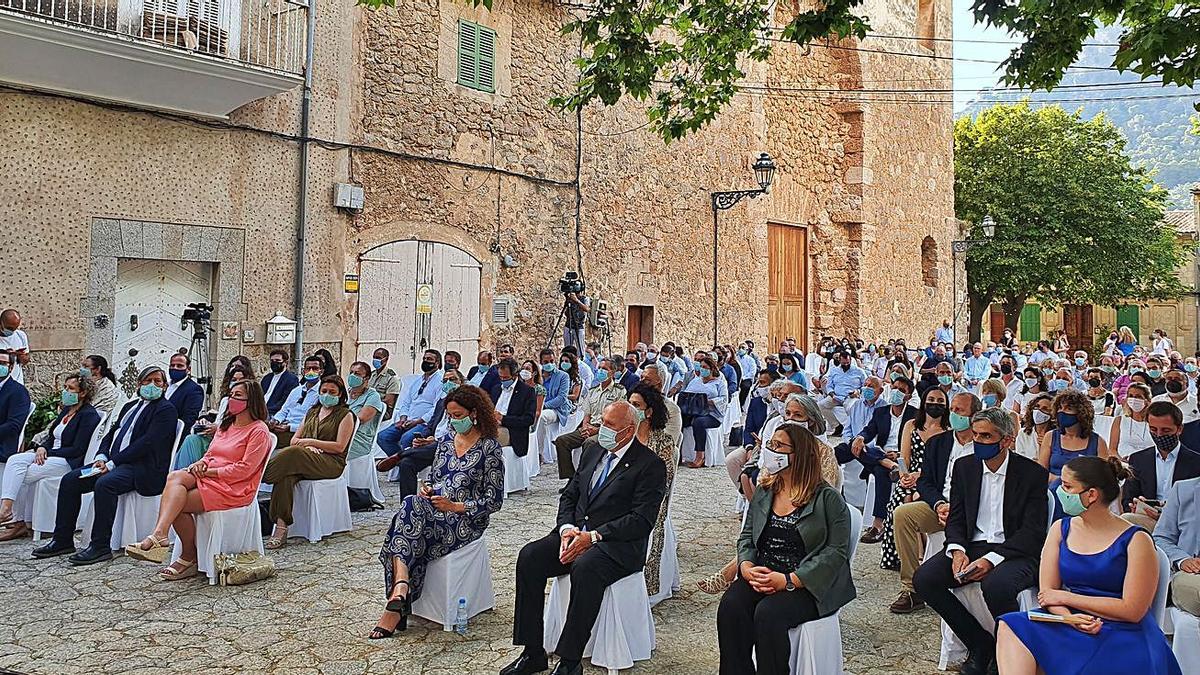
[996,455,1180,674]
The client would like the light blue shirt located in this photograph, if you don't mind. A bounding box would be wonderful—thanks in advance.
[935,327,953,343]
[843,397,884,444]
[964,355,991,383]
[1155,444,1180,501]
[273,382,320,432]
[826,365,867,401]
[1029,350,1053,365]
[737,353,759,381]
[787,370,811,391]
[1153,476,1200,567]
[396,371,444,423]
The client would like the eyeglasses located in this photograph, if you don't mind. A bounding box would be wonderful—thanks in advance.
[764,440,794,452]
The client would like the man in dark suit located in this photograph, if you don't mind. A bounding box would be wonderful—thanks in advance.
[913,407,1049,675]
[33,366,179,565]
[849,375,918,541]
[261,348,299,417]
[502,401,667,675]
[888,391,980,614]
[491,359,537,457]
[480,344,515,401]
[1122,400,1200,531]
[619,350,641,393]
[166,352,205,434]
[0,349,32,464]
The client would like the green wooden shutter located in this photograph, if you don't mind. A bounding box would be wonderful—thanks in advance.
[477,25,496,92]
[457,21,478,89]
[1116,305,1140,342]
[1019,303,1041,342]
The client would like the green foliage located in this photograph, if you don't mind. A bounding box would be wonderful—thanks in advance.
[23,395,61,449]
[956,102,1189,325]
[972,0,1200,92]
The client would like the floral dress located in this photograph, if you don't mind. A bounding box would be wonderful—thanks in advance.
[643,429,677,595]
[379,436,504,602]
[880,427,927,571]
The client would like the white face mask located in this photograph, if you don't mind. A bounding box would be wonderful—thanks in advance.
[1127,398,1147,412]
[518,370,533,381]
[1032,410,1051,425]
[770,399,786,415]
[760,448,791,475]
[755,386,771,399]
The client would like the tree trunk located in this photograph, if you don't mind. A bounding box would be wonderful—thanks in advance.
[1002,295,1026,335]
[967,292,991,344]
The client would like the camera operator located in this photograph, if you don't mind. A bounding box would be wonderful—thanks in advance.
[564,290,589,351]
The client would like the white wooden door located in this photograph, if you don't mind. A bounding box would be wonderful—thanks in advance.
[113,259,212,394]
[356,241,482,377]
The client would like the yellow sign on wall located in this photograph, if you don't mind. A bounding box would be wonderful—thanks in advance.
[344,274,359,293]
[416,283,433,314]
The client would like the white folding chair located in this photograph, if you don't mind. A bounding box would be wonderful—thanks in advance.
[782,505,863,674]
[169,433,277,583]
[679,426,725,467]
[347,416,387,505]
[81,420,184,551]
[543,571,655,675]
[25,412,110,540]
[289,419,358,544]
[503,444,531,495]
[525,430,541,477]
[411,536,496,630]
[648,515,680,607]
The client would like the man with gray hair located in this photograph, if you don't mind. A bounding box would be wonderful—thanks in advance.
[912,404,1049,675]
[726,379,802,489]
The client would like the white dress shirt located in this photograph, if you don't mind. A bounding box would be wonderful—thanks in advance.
[884,413,903,452]
[942,436,976,502]
[559,438,634,535]
[1152,392,1200,424]
[947,453,1010,567]
[495,384,514,415]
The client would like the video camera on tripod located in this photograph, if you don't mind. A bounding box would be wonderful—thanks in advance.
[180,302,214,335]
[558,271,585,296]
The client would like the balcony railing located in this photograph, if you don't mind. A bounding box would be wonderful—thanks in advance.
[0,0,305,74]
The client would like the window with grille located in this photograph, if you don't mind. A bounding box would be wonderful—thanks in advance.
[457,20,497,93]
[491,298,513,326]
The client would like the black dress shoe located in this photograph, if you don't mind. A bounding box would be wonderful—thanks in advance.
[549,660,582,675]
[67,545,113,566]
[499,651,548,675]
[31,541,76,559]
[961,648,995,675]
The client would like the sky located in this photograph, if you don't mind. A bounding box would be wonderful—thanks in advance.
[951,0,1016,112]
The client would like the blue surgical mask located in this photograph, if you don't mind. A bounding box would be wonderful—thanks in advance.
[1187,364,1198,373]
[889,372,902,382]
[982,394,998,407]
[781,363,794,373]
[541,362,556,373]
[442,381,459,394]
[634,408,646,423]
[700,367,712,378]
[450,416,474,434]
[139,383,163,401]
[597,425,620,450]
[478,364,491,373]
[79,367,92,378]
[372,358,383,370]
[319,393,339,408]
[1055,484,1089,516]
[889,390,906,406]
[347,374,364,388]
[1074,357,1086,367]
[938,375,953,386]
[862,388,877,403]
[1148,369,1163,379]
[1024,376,1038,389]
[501,378,515,389]
[559,361,572,371]
[61,390,79,406]
[595,370,609,384]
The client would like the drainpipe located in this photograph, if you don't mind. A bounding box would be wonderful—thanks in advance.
[292,0,317,368]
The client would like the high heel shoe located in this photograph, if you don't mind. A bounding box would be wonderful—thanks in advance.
[384,580,411,630]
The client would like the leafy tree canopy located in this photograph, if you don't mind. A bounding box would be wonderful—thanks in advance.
[356,0,1200,142]
[956,102,1189,333]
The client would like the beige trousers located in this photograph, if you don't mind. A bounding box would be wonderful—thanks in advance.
[894,501,945,592]
[1171,570,1200,617]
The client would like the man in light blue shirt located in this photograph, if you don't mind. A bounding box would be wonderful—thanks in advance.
[1028,341,1054,366]
[267,354,324,445]
[935,320,953,345]
[964,343,992,389]
[842,376,885,445]
[819,350,867,431]
[383,349,445,453]
[1153,476,1200,617]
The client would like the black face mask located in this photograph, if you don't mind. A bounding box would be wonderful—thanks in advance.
[1167,380,1186,395]
[1088,378,1102,388]
[421,361,437,373]
[924,403,947,419]
[270,361,285,373]
[1000,364,1013,375]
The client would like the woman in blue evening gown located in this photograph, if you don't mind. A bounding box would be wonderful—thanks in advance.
[997,456,1180,675]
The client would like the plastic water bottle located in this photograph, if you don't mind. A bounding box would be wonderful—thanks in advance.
[454,597,469,635]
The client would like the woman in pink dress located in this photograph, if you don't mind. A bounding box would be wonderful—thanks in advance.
[125,379,273,580]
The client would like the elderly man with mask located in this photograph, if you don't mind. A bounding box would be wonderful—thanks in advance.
[638,363,681,443]
[503,401,666,675]
[553,357,627,479]
[818,349,867,434]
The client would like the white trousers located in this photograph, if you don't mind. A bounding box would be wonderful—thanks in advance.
[535,409,561,463]
[1,453,71,501]
[817,396,849,431]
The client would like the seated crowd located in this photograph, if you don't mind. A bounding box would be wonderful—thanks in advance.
[0,322,1198,675]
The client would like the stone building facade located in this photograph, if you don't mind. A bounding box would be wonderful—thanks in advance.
[0,0,955,395]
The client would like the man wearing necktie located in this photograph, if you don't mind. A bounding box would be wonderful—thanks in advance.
[33,366,178,565]
[502,401,667,675]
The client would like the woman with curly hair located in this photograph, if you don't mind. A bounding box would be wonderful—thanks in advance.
[1039,388,1108,519]
[371,384,505,639]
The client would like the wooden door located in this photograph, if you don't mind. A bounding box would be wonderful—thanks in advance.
[1063,304,1094,353]
[113,259,212,396]
[988,305,1006,343]
[627,305,654,350]
[767,223,808,352]
[357,240,482,376]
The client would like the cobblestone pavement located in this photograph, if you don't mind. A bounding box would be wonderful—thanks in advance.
[0,462,943,675]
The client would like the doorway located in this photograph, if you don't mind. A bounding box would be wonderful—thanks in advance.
[1062,304,1094,353]
[767,223,809,351]
[627,305,654,350]
[356,240,483,376]
[113,259,213,395]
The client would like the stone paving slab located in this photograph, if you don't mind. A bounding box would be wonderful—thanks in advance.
[0,464,943,674]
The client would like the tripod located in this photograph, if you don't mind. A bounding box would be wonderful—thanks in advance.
[546,298,585,351]
[187,323,211,394]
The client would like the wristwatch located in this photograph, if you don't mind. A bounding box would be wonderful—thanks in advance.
[784,575,796,592]
[589,530,601,544]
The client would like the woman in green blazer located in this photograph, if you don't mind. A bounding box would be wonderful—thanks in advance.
[717,421,856,674]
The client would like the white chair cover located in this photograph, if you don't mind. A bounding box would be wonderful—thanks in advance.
[410,536,496,630]
[525,430,541,477]
[168,434,275,583]
[289,463,353,543]
[648,515,680,607]
[1171,607,1200,672]
[784,505,862,675]
[679,426,725,467]
[543,571,655,673]
[23,412,110,539]
[804,353,823,381]
[1093,414,1115,446]
[721,400,740,434]
[503,445,531,495]
[81,420,183,551]
[345,454,385,504]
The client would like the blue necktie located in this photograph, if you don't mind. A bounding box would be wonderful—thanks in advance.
[110,403,141,456]
[590,452,616,499]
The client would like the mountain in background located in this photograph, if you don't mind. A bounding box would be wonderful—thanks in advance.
[960,27,1198,208]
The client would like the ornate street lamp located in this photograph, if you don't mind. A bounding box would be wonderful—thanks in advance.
[710,153,777,347]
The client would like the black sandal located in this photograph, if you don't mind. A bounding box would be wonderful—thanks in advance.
[384,580,411,630]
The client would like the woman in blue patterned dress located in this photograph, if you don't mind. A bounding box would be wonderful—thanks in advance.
[370,385,505,639]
